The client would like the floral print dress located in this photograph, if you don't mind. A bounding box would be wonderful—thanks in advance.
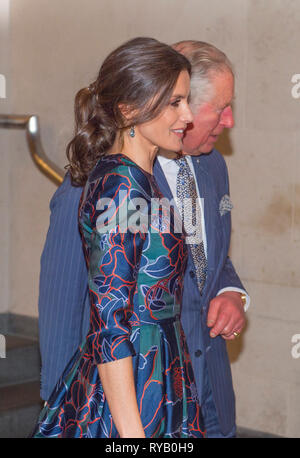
[32,154,205,438]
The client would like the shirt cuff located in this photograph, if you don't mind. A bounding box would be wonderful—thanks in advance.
[217,287,250,312]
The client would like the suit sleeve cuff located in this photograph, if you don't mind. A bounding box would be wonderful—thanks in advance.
[217,287,250,312]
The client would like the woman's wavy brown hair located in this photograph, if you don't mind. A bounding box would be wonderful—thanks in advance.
[66,37,191,186]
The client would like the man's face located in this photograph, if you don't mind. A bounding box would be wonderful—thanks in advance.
[182,70,234,155]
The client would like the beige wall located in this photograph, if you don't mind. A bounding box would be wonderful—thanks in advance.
[1,0,299,437]
[0,0,11,314]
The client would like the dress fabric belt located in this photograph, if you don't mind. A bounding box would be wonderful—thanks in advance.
[131,314,181,328]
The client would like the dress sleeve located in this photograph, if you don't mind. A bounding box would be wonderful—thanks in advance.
[80,167,150,365]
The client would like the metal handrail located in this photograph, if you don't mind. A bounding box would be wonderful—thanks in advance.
[0,114,64,185]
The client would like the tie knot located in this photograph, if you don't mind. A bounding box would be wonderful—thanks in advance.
[175,156,189,169]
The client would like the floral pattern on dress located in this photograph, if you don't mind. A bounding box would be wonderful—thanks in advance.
[31,154,206,438]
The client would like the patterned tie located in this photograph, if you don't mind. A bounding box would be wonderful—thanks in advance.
[175,156,207,293]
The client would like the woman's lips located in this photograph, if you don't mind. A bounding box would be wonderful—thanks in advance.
[171,128,185,139]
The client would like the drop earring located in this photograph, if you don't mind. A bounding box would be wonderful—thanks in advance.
[129,126,135,138]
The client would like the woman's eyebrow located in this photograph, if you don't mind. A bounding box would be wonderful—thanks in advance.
[170,94,186,99]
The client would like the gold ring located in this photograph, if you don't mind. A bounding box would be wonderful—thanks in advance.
[233,332,240,338]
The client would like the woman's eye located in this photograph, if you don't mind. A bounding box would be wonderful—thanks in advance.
[171,99,180,107]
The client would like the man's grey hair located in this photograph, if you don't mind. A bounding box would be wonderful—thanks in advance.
[173,40,234,107]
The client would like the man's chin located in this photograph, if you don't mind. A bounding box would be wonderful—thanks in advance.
[200,148,214,154]
[198,142,216,154]
[182,141,216,156]
[183,147,214,156]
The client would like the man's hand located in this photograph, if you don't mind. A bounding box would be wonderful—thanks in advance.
[207,291,246,340]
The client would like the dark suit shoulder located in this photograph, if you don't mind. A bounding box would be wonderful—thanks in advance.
[50,172,83,211]
[197,149,229,191]
[203,148,228,174]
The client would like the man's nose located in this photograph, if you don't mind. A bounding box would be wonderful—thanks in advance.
[220,106,234,129]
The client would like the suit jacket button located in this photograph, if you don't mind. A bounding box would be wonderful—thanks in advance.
[189,270,195,278]
[195,349,202,357]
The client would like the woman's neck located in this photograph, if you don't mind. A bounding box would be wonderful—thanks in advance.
[108,130,158,174]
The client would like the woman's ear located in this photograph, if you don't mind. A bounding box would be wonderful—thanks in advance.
[118,103,137,124]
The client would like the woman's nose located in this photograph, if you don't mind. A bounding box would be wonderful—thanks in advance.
[181,102,193,124]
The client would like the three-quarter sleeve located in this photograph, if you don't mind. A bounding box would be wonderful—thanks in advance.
[80,168,150,365]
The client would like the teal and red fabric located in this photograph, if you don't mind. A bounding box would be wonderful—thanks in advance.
[32,154,205,438]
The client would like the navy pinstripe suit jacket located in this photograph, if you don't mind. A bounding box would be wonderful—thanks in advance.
[38,148,244,435]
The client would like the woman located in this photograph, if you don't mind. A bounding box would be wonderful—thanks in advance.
[32,37,205,438]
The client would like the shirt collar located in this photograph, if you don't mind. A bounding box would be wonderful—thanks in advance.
[157,151,193,167]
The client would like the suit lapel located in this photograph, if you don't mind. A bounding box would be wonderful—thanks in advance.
[191,156,224,295]
[153,158,174,201]
[154,154,224,297]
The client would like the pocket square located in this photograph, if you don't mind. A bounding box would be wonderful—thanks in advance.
[219,194,233,216]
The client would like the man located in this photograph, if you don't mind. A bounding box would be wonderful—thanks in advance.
[38,41,248,437]
[155,41,249,437]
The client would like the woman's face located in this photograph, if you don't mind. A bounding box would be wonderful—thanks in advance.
[136,70,193,152]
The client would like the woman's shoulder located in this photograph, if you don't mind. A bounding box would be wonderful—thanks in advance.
[84,154,153,205]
